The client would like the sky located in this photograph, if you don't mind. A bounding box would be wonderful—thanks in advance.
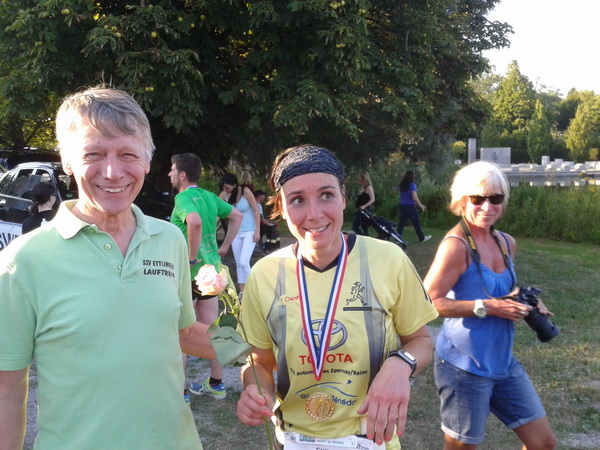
[482,0,600,97]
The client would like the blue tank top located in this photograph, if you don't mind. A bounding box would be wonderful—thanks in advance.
[436,233,517,379]
[236,195,256,233]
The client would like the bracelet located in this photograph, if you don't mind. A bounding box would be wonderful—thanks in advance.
[189,259,197,265]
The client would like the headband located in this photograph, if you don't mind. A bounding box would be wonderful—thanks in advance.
[273,145,346,191]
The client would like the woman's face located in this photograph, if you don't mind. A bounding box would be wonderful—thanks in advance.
[464,188,505,229]
[280,172,346,255]
[222,183,236,194]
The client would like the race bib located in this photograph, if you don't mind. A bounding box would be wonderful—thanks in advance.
[282,431,384,450]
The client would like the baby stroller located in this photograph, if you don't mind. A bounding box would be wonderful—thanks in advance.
[360,209,408,250]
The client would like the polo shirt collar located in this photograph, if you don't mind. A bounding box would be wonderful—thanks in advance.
[54,200,161,240]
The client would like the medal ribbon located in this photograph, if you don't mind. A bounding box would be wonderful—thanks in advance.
[296,233,348,381]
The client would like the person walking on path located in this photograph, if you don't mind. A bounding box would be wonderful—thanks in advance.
[352,170,376,236]
[169,153,242,401]
[397,170,431,243]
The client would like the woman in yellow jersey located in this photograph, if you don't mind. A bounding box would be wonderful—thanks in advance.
[236,145,438,449]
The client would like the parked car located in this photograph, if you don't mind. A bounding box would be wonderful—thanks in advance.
[0,147,62,170]
[0,162,172,250]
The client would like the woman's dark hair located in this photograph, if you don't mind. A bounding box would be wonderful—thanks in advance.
[29,182,55,215]
[399,170,415,192]
[222,173,242,205]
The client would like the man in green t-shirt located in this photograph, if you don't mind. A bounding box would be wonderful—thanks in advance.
[0,87,216,449]
[169,153,242,400]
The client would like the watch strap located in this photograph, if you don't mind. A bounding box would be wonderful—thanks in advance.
[387,350,417,383]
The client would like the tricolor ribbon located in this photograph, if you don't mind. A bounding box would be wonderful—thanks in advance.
[296,233,348,381]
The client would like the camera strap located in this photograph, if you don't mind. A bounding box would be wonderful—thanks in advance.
[459,217,515,298]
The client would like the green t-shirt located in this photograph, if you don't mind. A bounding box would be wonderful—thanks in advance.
[0,201,200,449]
[170,187,234,277]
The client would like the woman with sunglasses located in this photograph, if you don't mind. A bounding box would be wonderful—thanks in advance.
[423,161,556,450]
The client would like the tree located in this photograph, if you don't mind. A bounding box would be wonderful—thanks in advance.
[0,0,511,172]
[556,88,583,132]
[481,61,536,162]
[526,100,552,163]
[565,93,600,162]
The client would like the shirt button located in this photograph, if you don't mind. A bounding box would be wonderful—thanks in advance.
[104,243,111,250]
[118,265,123,271]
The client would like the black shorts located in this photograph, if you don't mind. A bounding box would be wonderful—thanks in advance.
[191,281,216,301]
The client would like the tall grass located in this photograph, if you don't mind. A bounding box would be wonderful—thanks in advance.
[204,157,600,245]
[499,185,600,244]
[345,160,600,245]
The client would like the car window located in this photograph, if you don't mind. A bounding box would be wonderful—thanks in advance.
[58,173,78,199]
[0,171,15,193]
[5,169,35,198]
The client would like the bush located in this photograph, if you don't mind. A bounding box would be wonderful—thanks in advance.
[499,185,600,244]
[346,160,600,245]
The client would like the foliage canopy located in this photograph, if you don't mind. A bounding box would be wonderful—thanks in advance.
[0,0,511,172]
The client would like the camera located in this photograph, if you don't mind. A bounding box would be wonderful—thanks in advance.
[514,286,559,342]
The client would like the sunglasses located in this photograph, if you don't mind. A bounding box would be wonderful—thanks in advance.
[468,194,505,206]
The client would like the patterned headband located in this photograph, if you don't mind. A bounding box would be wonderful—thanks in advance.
[273,145,346,191]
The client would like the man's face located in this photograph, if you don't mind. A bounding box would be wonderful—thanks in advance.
[61,121,150,219]
[168,163,183,191]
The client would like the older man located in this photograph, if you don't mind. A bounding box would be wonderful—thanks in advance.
[0,87,214,449]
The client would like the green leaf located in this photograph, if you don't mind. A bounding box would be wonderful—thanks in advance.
[210,326,251,366]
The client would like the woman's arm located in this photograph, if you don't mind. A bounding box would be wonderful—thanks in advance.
[357,326,433,445]
[360,185,376,210]
[411,190,426,211]
[237,347,277,425]
[244,188,261,242]
[424,234,533,321]
[423,236,469,317]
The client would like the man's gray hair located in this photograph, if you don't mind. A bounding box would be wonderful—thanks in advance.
[56,86,155,161]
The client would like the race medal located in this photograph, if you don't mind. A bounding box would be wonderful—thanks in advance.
[305,392,335,422]
[296,234,348,421]
[296,233,348,381]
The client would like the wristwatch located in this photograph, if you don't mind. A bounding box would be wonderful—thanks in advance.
[473,299,487,318]
[387,350,417,384]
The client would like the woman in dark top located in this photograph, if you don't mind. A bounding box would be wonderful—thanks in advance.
[22,181,57,234]
[351,170,375,236]
[397,170,431,243]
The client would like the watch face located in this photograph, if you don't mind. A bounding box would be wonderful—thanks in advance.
[475,307,486,318]
[402,351,416,363]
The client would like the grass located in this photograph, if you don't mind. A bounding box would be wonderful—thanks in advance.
[24,224,600,449]
[203,223,600,449]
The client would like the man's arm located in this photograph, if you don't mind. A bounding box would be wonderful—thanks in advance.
[218,208,242,257]
[179,321,216,359]
[0,368,29,450]
[184,212,202,262]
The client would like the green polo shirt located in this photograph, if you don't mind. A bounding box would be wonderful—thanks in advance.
[170,187,234,277]
[0,201,201,449]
